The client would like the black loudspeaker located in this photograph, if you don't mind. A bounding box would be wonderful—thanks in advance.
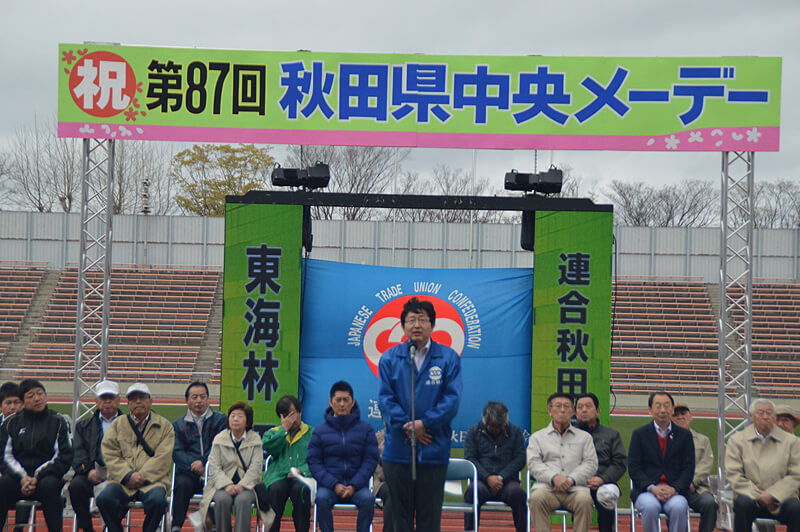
[521,210,535,251]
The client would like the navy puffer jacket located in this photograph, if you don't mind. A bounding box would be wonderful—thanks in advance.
[306,402,379,491]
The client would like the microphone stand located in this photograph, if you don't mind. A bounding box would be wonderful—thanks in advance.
[409,342,417,481]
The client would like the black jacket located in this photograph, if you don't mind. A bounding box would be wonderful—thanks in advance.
[0,407,73,480]
[576,420,627,484]
[72,409,122,475]
[628,422,695,499]
[463,421,526,483]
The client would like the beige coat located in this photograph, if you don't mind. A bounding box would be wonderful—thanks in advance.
[690,428,714,494]
[725,424,800,511]
[199,429,264,524]
[102,412,175,496]
[527,421,598,492]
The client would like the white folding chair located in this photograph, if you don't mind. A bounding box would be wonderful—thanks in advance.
[526,471,620,532]
[629,478,691,532]
[4,500,41,532]
[311,476,374,532]
[479,470,524,521]
[441,458,479,529]
[165,464,205,531]
[525,472,572,532]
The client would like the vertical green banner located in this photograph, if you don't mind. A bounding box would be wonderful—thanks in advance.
[222,203,302,425]
[531,211,613,431]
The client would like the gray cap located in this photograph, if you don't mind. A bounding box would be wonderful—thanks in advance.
[126,383,151,397]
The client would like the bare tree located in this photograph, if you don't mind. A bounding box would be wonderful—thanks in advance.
[4,116,177,214]
[604,180,658,226]
[383,171,435,222]
[654,180,718,227]
[285,145,409,220]
[751,179,800,228]
[113,140,176,215]
[4,117,79,212]
[605,179,718,227]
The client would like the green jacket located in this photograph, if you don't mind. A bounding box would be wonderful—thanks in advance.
[261,422,313,489]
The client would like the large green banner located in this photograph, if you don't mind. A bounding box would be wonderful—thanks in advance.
[57,43,781,151]
[531,211,614,430]
[222,203,302,425]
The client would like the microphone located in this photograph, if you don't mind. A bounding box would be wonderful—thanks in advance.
[409,340,416,361]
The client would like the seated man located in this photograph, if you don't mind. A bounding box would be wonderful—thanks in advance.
[261,394,314,532]
[0,379,74,532]
[575,393,627,532]
[69,380,123,532]
[307,381,379,532]
[628,391,694,532]
[0,381,22,425]
[528,393,597,532]
[171,381,227,532]
[97,383,175,532]
[776,404,800,435]
[463,401,526,532]
[725,398,800,532]
[671,402,718,532]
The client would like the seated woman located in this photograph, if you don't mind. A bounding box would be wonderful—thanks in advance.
[199,402,264,532]
[261,395,314,532]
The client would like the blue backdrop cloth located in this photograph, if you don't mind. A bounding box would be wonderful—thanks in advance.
[298,258,533,446]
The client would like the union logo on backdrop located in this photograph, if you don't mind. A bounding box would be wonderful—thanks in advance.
[361,294,465,377]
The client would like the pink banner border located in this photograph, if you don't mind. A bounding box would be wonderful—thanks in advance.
[57,123,780,152]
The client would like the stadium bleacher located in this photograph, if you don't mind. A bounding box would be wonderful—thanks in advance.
[609,278,719,396]
[0,262,46,362]
[729,280,800,397]
[14,265,219,383]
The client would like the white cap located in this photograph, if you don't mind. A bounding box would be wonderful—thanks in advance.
[596,483,621,510]
[126,383,151,397]
[95,380,119,397]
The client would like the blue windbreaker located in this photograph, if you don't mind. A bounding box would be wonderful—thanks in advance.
[378,340,462,465]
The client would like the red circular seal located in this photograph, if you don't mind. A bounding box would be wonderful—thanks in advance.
[362,295,464,377]
[68,51,136,118]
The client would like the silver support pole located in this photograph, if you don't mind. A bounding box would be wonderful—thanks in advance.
[71,138,115,425]
[717,151,755,525]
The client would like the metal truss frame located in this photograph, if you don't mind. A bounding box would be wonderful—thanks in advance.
[716,151,754,524]
[71,138,115,425]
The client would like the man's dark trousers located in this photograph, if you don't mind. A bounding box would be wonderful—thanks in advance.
[171,470,202,529]
[687,490,718,532]
[68,474,97,531]
[383,461,448,532]
[733,494,800,532]
[0,475,64,532]
[96,483,167,532]
[590,487,616,532]
[463,479,526,532]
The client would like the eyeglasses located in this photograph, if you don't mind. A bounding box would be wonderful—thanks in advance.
[405,317,430,325]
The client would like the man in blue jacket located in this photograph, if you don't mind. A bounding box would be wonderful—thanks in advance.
[378,296,462,532]
[628,391,695,532]
[307,381,379,532]
[171,381,227,532]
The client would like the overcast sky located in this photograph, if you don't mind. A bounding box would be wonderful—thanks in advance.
[1,0,797,200]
